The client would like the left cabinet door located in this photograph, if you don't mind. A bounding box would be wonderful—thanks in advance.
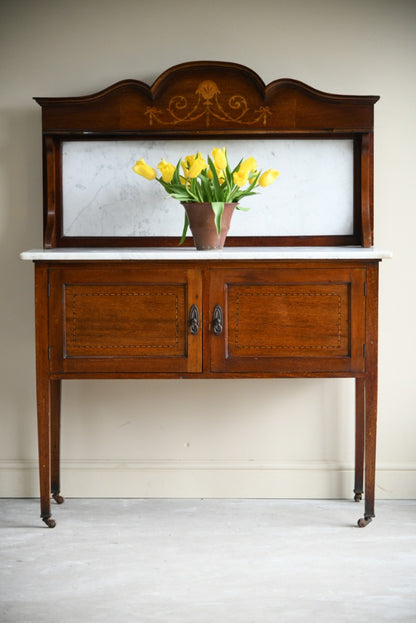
[48,264,203,374]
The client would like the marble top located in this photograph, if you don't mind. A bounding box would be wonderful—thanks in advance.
[20,247,392,261]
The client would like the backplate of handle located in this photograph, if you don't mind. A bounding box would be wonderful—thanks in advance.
[189,304,199,335]
[212,304,223,335]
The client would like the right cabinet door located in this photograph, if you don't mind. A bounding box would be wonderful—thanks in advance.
[209,265,366,375]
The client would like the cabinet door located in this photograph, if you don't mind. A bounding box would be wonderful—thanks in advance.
[49,266,202,374]
[209,267,366,375]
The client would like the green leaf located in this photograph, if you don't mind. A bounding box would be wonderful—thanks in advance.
[208,157,223,201]
[199,173,213,202]
[247,171,261,190]
[232,190,258,202]
[230,158,243,176]
[189,178,203,202]
[211,202,224,235]
[224,160,234,189]
[169,192,193,201]
[172,159,182,185]
[178,212,189,246]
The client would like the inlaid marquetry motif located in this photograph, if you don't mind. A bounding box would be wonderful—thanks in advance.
[145,80,272,127]
[64,285,185,357]
[228,284,349,357]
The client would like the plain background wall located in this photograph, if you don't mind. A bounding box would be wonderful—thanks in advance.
[1,0,415,499]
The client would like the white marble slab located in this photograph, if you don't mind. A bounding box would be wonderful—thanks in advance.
[61,139,354,238]
[20,247,393,261]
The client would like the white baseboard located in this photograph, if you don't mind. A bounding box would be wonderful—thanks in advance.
[1,459,415,499]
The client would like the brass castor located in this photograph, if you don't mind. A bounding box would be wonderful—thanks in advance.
[52,493,64,504]
[42,517,56,528]
[357,516,373,528]
[354,492,363,502]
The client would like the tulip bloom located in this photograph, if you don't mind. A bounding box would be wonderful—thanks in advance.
[233,169,249,187]
[212,147,227,171]
[258,169,280,187]
[239,157,258,173]
[182,153,207,178]
[158,158,175,183]
[132,158,157,180]
[187,155,208,178]
[181,155,195,177]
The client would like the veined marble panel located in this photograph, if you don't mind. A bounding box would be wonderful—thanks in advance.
[62,139,354,238]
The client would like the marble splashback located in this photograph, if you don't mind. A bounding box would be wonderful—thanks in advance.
[62,139,354,238]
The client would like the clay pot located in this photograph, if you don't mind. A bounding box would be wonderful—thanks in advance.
[182,202,236,250]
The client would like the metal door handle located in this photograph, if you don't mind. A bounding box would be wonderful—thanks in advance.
[212,304,223,335]
[189,304,199,335]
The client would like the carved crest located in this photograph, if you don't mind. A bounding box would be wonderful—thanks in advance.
[145,79,272,127]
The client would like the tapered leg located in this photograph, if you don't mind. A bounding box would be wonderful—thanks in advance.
[357,371,378,528]
[36,375,55,527]
[363,370,377,522]
[51,379,64,504]
[354,378,365,502]
[357,262,379,528]
[35,263,56,527]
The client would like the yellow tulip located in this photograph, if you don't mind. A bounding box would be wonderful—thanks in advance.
[181,154,193,173]
[239,157,258,173]
[184,154,197,167]
[182,153,205,177]
[212,147,227,171]
[187,154,208,178]
[258,169,280,187]
[181,160,188,177]
[157,158,175,183]
[233,169,249,187]
[132,158,157,180]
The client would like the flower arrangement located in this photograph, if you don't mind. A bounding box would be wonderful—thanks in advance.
[132,148,279,244]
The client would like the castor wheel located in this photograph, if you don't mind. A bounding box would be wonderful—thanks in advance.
[52,493,64,504]
[357,516,372,528]
[354,492,362,502]
[42,517,56,528]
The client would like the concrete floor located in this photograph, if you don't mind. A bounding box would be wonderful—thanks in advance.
[1,499,415,623]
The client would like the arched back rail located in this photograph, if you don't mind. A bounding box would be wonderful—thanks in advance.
[34,61,379,248]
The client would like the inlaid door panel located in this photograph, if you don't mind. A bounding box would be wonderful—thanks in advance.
[48,266,202,373]
[210,267,366,374]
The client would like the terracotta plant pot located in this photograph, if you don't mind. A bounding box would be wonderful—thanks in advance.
[182,202,236,250]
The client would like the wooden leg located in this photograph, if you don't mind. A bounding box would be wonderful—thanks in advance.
[354,378,365,502]
[35,263,56,528]
[36,375,56,528]
[357,262,379,528]
[51,380,64,505]
[358,370,377,526]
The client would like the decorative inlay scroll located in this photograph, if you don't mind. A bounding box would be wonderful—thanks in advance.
[145,80,272,127]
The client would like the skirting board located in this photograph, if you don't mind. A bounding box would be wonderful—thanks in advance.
[1,459,415,499]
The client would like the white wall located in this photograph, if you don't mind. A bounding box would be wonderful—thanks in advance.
[1,0,415,499]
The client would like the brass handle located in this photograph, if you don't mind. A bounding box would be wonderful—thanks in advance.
[212,304,223,335]
[189,304,199,335]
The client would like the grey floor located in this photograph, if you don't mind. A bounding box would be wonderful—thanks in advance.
[1,499,415,623]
